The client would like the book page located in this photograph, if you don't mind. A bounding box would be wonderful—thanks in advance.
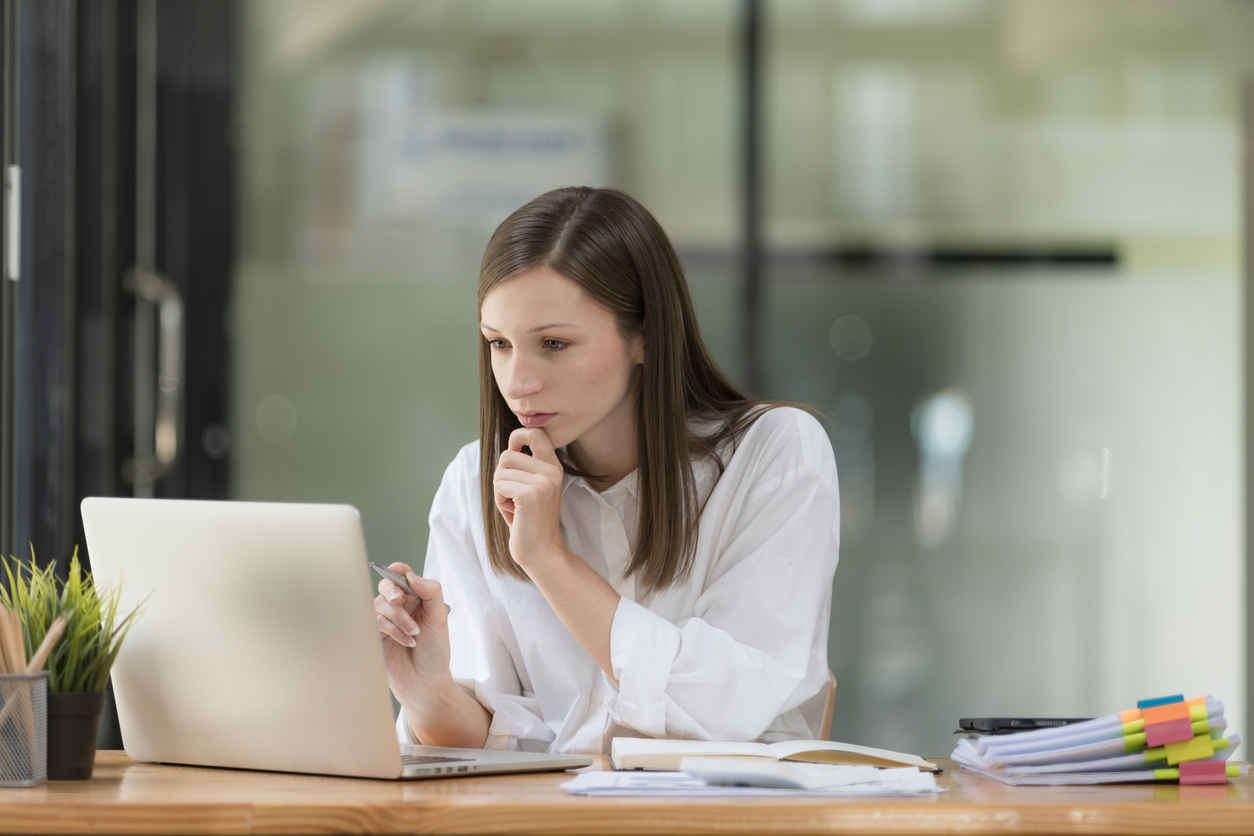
[612,739,772,758]
[766,739,937,770]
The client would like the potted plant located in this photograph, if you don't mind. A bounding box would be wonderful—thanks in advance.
[1,548,142,780]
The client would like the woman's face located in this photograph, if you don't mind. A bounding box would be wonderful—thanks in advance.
[480,266,643,451]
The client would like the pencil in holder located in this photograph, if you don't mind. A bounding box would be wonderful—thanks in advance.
[0,672,48,787]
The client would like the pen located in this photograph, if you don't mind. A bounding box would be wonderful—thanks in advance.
[369,562,451,613]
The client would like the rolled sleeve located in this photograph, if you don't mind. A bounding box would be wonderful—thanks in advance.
[606,597,682,737]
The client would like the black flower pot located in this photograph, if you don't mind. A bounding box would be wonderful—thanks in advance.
[46,691,106,780]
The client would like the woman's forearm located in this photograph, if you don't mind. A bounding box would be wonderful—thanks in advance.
[525,546,621,683]
[404,676,492,748]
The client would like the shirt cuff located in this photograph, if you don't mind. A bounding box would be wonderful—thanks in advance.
[460,678,525,751]
[606,597,682,738]
[393,680,535,751]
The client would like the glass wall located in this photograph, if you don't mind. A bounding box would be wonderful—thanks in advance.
[233,0,1250,754]
[765,0,1251,754]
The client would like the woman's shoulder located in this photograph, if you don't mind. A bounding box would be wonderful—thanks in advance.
[743,405,830,448]
[733,405,835,476]
[436,440,482,496]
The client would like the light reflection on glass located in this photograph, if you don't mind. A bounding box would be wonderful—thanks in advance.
[910,388,973,547]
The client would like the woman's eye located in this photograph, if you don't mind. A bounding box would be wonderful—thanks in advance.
[543,339,569,351]
[486,339,508,350]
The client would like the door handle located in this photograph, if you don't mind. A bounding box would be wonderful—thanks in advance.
[122,267,183,485]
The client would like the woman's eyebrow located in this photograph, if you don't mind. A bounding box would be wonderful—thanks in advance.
[479,322,582,333]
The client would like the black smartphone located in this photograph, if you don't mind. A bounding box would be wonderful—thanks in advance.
[959,717,1092,734]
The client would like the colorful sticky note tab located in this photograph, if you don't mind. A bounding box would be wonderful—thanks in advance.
[1179,760,1228,785]
[1164,734,1215,765]
[1145,717,1196,748]
[1120,708,1142,724]
[1138,694,1185,710]
[1143,702,1192,725]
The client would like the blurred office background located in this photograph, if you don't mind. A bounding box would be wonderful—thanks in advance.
[2,0,1252,756]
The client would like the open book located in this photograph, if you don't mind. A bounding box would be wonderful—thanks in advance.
[610,737,938,772]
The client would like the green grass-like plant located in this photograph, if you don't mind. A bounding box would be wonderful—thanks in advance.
[0,547,142,693]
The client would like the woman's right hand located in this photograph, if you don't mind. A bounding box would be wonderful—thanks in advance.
[374,563,453,704]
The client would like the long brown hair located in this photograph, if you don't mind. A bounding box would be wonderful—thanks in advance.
[479,187,777,592]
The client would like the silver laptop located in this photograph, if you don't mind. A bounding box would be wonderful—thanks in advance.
[80,497,592,780]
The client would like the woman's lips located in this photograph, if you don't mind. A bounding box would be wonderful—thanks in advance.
[517,412,556,428]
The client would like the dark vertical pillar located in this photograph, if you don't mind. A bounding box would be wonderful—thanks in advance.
[740,0,764,396]
[0,0,19,558]
[74,0,138,559]
[152,0,232,501]
[13,0,74,569]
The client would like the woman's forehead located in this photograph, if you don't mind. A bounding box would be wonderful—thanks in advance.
[480,267,610,330]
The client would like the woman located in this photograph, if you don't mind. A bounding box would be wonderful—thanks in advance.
[374,187,840,753]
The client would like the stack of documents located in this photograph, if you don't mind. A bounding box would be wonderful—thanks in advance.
[952,694,1248,786]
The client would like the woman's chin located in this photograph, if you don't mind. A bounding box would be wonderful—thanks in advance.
[545,430,573,449]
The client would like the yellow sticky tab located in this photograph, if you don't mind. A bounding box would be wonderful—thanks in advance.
[1164,734,1214,765]
[1143,746,1167,763]
[1228,764,1241,778]
[1124,732,1147,753]
[1121,709,1142,724]
[1123,718,1145,735]
[1154,768,1179,780]
[1192,718,1211,735]
[1190,704,1208,722]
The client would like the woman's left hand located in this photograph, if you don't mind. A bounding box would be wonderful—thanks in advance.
[493,427,566,573]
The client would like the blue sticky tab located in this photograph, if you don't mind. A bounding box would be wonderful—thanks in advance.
[1138,694,1185,710]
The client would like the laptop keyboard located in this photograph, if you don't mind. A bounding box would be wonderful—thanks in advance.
[401,754,475,766]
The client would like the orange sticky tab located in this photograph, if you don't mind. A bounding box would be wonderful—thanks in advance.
[1186,696,1205,708]
[1143,702,1192,725]
[1121,709,1142,724]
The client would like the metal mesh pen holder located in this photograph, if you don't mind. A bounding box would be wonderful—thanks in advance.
[0,672,48,787]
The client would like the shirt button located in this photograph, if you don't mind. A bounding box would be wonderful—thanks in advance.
[608,509,618,522]
[597,693,605,705]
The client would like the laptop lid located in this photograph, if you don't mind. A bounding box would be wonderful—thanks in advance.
[82,497,407,779]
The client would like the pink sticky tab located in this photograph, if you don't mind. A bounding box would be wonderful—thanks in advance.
[1145,717,1196,747]
[1179,760,1227,785]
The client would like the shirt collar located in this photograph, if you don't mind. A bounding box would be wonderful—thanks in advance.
[559,448,640,501]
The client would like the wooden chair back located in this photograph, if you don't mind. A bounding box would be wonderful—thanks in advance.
[820,670,836,740]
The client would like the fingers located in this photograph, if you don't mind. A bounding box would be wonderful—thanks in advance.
[376,610,416,648]
[407,572,450,617]
[508,428,558,463]
[377,576,420,613]
[496,496,515,526]
[498,449,558,475]
[374,593,422,644]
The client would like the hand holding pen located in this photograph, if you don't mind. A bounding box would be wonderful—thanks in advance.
[371,561,451,652]
[370,562,451,614]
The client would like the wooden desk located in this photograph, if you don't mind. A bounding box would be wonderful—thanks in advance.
[1,753,1253,835]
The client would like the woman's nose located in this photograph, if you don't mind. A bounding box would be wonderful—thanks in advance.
[500,356,542,399]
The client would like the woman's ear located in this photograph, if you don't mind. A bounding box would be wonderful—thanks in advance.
[631,326,645,366]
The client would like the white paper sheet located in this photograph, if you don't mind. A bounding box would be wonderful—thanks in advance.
[562,769,943,797]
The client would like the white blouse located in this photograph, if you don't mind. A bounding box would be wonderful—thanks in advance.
[396,406,840,753]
